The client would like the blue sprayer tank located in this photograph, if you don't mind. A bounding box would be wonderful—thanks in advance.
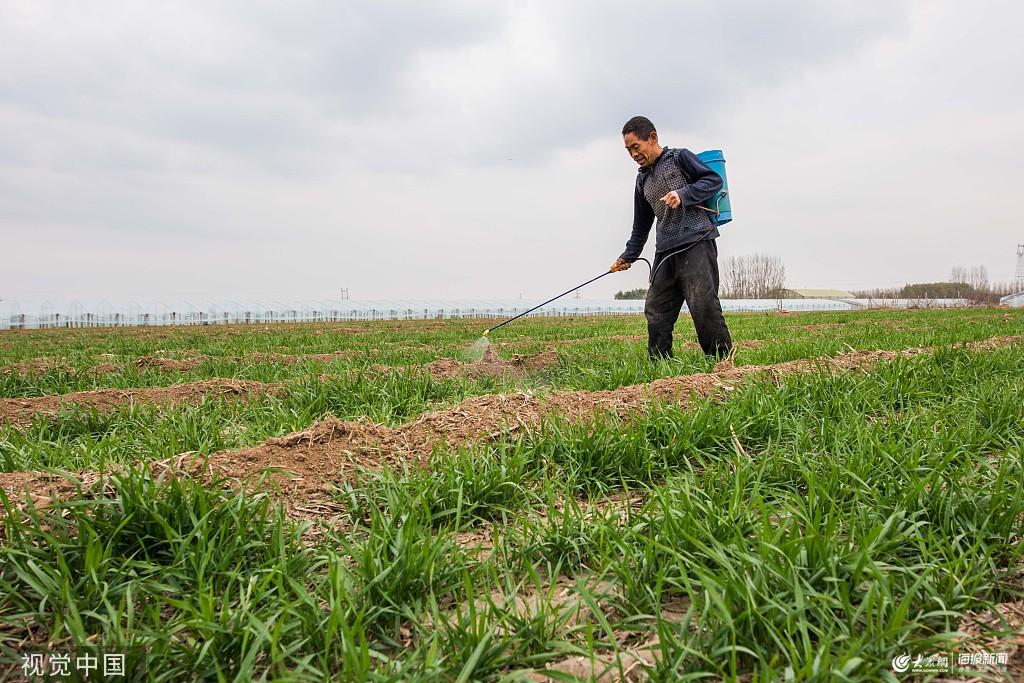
[696,149,731,226]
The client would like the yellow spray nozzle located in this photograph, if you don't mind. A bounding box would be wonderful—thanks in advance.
[482,329,489,337]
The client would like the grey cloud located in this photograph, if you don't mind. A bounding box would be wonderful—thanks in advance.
[441,1,912,162]
[0,1,506,172]
[1,1,909,175]
[222,2,506,108]
[6,0,1019,304]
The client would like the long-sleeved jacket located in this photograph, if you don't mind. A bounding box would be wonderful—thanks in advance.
[620,147,722,261]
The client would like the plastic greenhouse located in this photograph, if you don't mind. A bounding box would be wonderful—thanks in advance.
[0,296,972,330]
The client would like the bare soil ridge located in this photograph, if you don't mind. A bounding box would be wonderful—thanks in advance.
[1,337,774,379]
[0,350,364,378]
[0,379,277,427]
[168,335,1024,499]
[0,349,560,421]
[2,335,1017,511]
[371,348,560,380]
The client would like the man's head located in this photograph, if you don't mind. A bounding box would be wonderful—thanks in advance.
[622,116,661,168]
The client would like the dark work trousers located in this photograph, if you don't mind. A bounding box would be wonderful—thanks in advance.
[644,238,732,360]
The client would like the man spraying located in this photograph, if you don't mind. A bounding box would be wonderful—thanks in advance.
[611,116,733,360]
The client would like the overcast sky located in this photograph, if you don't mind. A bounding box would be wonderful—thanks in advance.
[1,0,1021,303]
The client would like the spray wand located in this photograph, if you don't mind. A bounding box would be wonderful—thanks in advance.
[482,259,652,337]
[482,230,715,337]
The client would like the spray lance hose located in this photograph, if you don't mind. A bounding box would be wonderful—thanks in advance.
[482,230,714,337]
[483,269,617,336]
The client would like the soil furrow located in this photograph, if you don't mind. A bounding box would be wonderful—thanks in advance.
[2,336,1018,512]
[156,335,1024,500]
[1,337,778,380]
[0,350,365,379]
[0,379,279,427]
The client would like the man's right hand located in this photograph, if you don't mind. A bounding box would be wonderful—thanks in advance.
[610,257,632,272]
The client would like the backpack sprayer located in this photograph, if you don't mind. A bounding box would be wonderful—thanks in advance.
[482,150,731,338]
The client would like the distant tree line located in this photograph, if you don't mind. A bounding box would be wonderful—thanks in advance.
[614,253,787,300]
[614,259,1016,304]
[950,266,990,291]
[852,265,1017,304]
[721,254,786,299]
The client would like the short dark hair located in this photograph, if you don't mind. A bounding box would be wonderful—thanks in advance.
[622,116,656,140]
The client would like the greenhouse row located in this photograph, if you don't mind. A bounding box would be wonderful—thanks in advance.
[0,298,973,330]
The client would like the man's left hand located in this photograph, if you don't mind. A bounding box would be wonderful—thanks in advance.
[659,191,681,209]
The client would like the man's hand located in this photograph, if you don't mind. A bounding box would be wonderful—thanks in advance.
[610,257,632,272]
[660,191,682,209]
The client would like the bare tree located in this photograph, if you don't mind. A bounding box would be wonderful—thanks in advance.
[722,256,747,299]
[951,265,990,291]
[970,265,989,291]
[722,254,786,298]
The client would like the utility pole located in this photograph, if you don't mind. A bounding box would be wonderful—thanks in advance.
[1016,244,1024,292]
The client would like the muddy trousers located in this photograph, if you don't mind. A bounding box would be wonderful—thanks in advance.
[644,238,732,360]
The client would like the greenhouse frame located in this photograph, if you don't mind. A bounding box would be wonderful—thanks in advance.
[0,298,971,330]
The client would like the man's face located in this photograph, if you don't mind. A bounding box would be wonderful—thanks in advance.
[623,131,659,168]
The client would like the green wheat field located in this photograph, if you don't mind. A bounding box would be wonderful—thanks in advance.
[1,308,1022,682]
